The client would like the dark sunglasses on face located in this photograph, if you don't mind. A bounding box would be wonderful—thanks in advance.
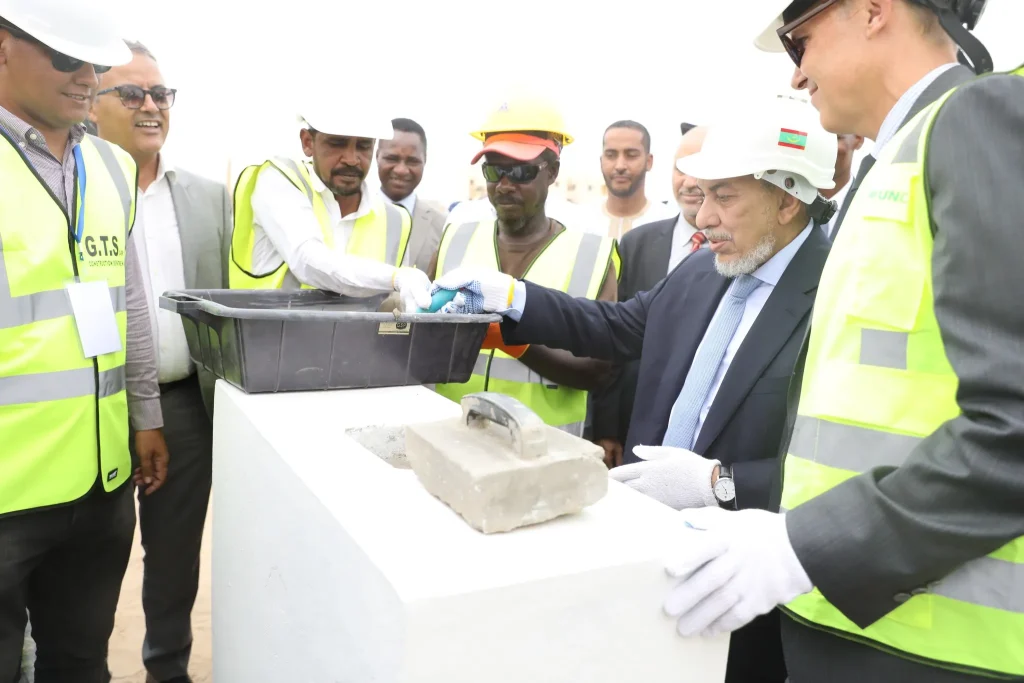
[96,84,177,110]
[0,23,112,74]
[481,162,547,184]
[776,0,843,67]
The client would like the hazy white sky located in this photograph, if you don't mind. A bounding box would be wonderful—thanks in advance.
[115,0,1023,206]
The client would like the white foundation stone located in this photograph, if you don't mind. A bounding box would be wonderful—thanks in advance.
[213,381,730,683]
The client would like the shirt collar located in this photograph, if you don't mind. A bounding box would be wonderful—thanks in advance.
[153,154,175,185]
[750,219,814,287]
[379,187,416,215]
[673,211,698,241]
[872,63,958,157]
[0,104,86,152]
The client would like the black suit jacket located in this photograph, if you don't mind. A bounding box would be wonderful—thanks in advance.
[502,227,830,683]
[590,215,687,443]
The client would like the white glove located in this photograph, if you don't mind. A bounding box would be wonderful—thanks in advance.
[431,266,516,314]
[663,506,813,638]
[392,267,433,312]
[609,445,719,510]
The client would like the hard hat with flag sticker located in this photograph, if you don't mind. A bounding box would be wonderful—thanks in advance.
[677,95,837,218]
[0,0,132,68]
[470,94,574,146]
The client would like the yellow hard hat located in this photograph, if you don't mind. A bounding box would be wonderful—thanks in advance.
[470,94,574,146]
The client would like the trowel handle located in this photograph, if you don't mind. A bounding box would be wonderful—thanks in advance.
[462,392,547,461]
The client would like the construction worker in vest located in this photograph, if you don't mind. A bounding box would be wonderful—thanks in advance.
[0,0,173,679]
[230,103,431,311]
[635,2,1024,683]
[425,96,620,442]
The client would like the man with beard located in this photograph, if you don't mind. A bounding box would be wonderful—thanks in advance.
[590,125,710,467]
[230,105,431,311]
[429,95,837,682]
[600,120,676,240]
[426,96,619,438]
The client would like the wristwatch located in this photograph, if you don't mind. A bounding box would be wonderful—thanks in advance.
[713,465,736,508]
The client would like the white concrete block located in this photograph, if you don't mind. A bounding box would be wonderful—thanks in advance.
[212,381,730,683]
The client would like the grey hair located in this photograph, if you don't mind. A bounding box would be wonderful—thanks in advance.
[124,40,157,62]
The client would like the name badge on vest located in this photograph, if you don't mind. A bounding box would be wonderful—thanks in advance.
[66,279,121,358]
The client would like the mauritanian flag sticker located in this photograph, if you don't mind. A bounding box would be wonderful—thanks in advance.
[778,128,808,150]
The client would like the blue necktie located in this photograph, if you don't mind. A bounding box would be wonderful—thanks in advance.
[662,274,762,449]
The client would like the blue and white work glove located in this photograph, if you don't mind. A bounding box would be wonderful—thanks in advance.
[430,267,517,315]
[663,506,812,638]
[610,446,719,510]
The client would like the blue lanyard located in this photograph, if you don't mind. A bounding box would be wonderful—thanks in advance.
[72,144,86,243]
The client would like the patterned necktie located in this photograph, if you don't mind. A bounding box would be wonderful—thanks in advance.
[662,274,763,449]
[689,231,707,253]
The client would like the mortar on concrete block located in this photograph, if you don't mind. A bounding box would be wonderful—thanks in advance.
[405,392,608,534]
[344,425,411,469]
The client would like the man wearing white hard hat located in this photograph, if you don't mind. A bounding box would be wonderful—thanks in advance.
[429,94,836,683]
[0,0,172,680]
[229,104,429,310]
[656,2,1024,683]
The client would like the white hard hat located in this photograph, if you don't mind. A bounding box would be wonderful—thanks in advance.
[752,0,798,52]
[677,95,837,204]
[298,101,394,141]
[0,0,131,67]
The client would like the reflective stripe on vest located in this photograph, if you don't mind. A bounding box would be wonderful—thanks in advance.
[433,221,614,431]
[229,157,411,289]
[0,133,135,517]
[780,66,1024,678]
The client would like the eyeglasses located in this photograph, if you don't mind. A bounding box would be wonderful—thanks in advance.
[0,23,112,74]
[776,0,843,67]
[96,84,177,110]
[481,162,547,184]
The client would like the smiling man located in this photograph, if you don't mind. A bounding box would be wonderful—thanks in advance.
[90,40,230,683]
[426,95,619,439]
[430,95,836,682]
[376,118,446,271]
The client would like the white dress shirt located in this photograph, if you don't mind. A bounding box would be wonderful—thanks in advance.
[380,187,416,216]
[672,221,814,448]
[603,199,679,241]
[667,213,700,273]
[872,62,958,156]
[132,156,194,384]
[249,163,397,295]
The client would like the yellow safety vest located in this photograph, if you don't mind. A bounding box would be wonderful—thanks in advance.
[780,65,1024,677]
[433,221,619,435]
[0,133,136,517]
[229,157,411,288]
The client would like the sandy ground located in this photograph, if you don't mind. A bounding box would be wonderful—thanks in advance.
[108,503,213,683]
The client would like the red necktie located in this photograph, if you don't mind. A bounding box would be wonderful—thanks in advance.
[689,231,707,253]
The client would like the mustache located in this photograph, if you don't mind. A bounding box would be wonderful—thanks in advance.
[704,230,732,242]
[332,167,363,177]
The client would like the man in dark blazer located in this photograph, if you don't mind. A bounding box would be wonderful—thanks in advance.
[430,97,838,683]
[654,3,1024,683]
[590,126,708,465]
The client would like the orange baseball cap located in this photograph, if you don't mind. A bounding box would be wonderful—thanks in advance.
[470,133,562,165]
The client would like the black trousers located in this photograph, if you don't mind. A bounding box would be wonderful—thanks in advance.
[0,485,135,683]
[131,374,213,682]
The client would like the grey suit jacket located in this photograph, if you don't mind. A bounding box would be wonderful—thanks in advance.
[782,67,1024,682]
[168,168,231,413]
[402,199,447,271]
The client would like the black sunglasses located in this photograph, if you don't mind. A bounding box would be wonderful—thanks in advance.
[776,0,843,67]
[97,84,177,110]
[0,23,112,74]
[481,162,547,184]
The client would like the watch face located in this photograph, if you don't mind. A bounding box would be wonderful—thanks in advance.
[714,477,736,502]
